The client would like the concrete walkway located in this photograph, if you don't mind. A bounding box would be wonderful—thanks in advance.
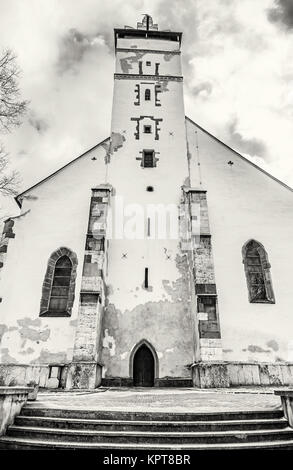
[26,387,285,413]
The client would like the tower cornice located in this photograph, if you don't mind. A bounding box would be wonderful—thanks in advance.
[113,73,183,81]
[114,28,182,49]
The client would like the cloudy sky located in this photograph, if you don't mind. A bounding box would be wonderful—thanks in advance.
[1,0,293,215]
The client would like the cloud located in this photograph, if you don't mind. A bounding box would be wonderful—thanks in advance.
[28,111,49,134]
[57,28,107,74]
[267,0,293,30]
[227,117,267,157]
[191,81,213,98]
[0,0,293,219]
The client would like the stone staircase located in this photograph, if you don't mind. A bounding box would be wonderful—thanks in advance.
[1,407,293,449]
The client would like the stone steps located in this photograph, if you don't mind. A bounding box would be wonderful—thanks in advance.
[6,425,293,444]
[0,407,292,450]
[1,436,293,450]
[15,415,288,432]
[20,407,284,421]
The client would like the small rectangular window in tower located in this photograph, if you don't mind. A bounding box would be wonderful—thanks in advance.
[147,217,151,237]
[144,268,149,289]
[145,89,151,101]
[146,61,151,66]
[143,150,155,168]
[155,63,160,75]
[144,125,152,134]
[139,61,143,75]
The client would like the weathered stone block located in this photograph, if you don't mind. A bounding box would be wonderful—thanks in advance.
[66,362,102,389]
[192,362,230,388]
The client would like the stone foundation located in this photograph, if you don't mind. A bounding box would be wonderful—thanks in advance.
[2,362,293,389]
[66,362,102,389]
[101,377,193,387]
[0,364,50,388]
[192,361,293,388]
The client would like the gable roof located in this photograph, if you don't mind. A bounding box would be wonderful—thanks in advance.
[15,137,110,208]
[186,116,293,194]
[15,117,293,208]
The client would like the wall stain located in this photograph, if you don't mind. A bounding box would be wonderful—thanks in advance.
[267,339,279,351]
[246,345,271,353]
[156,80,169,93]
[0,325,8,343]
[120,52,147,73]
[19,347,34,355]
[17,317,50,346]
[0,348,18,363]
[163,53,173,62]
[30,349,68,364]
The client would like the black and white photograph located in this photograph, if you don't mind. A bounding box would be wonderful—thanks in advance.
[1,0,293,460]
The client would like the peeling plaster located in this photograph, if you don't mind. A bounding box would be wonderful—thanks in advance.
[0,348,17,363]
[156,80,169,93]
[103,328,116,357]
[120,52,147,73]
[104,132,126,163]
[17,317,50,345]
[30,349,68,364]
[101,293,193,378]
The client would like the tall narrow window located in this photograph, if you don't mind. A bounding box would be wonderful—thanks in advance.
[147,217,151,237]
[242,240,275,303]
[40,247,78,317]
[139,61,143,75]
[49,256,72,313]
[144,268,149,289]
[143,150,155,168]
[145,89,151,101]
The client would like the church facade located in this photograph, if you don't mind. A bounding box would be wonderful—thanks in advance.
[1,16,293,389]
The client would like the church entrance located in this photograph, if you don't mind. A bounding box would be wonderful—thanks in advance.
[133,344,154,387]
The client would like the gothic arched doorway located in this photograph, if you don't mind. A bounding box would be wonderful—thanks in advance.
[133,344,155,387]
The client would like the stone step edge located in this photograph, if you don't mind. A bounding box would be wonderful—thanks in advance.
[8,425,293,438]
[16,416,287,426]
[22,408,283,418]
[1,436,293,450]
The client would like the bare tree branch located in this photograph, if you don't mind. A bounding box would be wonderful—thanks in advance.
[0,49,28,133]
[0,146,20,197]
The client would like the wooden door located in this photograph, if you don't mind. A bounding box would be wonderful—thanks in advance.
[133,345,154,387]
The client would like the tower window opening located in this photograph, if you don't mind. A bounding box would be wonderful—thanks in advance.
[146,61,151,66]
[147,218,151,237]
[146,186,154,192]
[144,125,152,134]
[143,150,155,168]
[145,89,151,101]
[144,268,149,289]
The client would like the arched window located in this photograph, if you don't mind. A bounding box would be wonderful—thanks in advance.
[49,256,72,313]
[40,247,78,317]
[145,89,151,101]
[242,240,275,304]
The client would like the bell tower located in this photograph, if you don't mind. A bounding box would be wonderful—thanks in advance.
[100,16,199,386]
